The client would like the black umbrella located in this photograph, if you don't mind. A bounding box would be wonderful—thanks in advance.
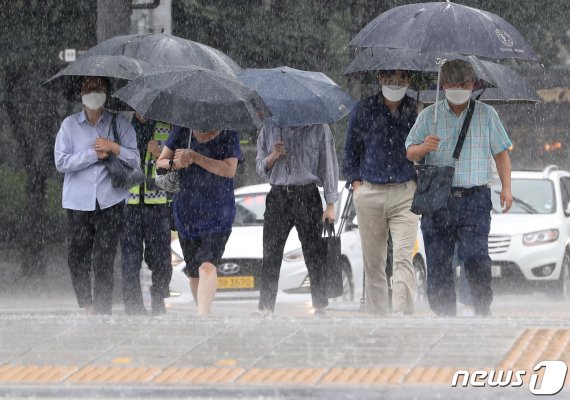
[238,66,355,128]
[42,55,153,102]
[80,33,241,76]
[409,60,541,104]
[112,66,269,132]
[344,47,496,89]
[350,1,539,62]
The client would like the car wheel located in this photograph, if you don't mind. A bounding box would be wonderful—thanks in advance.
[340,258,355,302]
[413,255,427,303]
[550,250,570,301]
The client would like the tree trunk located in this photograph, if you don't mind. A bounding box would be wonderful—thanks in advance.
[97,0,131,42]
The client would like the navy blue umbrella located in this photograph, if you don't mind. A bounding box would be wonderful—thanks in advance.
[350,1,538,62]
[238,66,355,128]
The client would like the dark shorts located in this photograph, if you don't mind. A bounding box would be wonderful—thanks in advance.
[180,231,231,278]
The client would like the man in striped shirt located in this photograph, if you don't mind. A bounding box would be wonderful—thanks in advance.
[405,59,513,317]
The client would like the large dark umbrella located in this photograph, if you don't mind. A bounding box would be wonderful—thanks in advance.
[42,55,153,102]
[350,1,539,62]
[409,60,541,104]
[238,66,355,128]
[112,66,269,132]
[345,47,497,89]
[81,33,241,76]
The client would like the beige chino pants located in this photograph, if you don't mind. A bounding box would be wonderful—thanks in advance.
[353,180,419,315]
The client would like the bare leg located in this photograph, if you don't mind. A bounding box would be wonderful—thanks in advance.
[190,277,199,305]
[197,262,217,316]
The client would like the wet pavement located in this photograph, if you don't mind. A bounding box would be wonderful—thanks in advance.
[1,292,570,399]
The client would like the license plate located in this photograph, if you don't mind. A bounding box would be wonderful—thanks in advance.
[218,276,255,289]
[491,265,501,278]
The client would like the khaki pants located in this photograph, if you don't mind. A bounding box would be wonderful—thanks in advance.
[353,181,419,315]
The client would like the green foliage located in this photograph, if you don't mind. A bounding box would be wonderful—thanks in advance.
[0,165,65,242]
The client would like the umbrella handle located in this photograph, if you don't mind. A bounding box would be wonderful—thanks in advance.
[433,58,447,128]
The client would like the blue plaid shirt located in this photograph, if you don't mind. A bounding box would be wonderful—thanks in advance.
[405,100,512,188]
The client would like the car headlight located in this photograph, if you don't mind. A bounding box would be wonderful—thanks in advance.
[522,229,559,246]
[283,247,304,262]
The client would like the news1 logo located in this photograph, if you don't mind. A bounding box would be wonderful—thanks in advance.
[451,360,568,395]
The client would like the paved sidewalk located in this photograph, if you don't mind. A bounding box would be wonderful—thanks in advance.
[1,298,570,399]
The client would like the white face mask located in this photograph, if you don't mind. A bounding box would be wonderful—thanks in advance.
[81,92,107,110]
[382,85,408,102]
[445,88,472,105]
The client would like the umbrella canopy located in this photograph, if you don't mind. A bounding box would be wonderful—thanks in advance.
[344,47,497,89]
[238,66,355,128]
[409,60,541,104]
[112,66,269,132]
[42,55,153,102]
[350,1,538,62]
[81,33,241,76]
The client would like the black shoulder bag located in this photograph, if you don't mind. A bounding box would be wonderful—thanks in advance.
[103,114,146,190]
[410,99,476,215]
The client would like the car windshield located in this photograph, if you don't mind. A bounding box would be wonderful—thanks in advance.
[491,179,555,214]
[233,189,343,226]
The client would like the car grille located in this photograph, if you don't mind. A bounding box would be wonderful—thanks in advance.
[217,258,263,291]
[488,235,510,254]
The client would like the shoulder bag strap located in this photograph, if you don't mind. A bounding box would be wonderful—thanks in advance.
[452,99,476,161]
[109,113,120,144]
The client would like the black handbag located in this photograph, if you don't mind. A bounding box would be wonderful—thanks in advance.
[103,114,145,190]
[410,99,476,215]
[321,221,344,298]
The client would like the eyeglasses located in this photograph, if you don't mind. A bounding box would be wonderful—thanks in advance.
[442,79,473,88]
[379,76,410,86]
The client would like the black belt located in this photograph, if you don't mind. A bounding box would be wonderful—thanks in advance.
[271,184,315,193]
[450,185,489,198]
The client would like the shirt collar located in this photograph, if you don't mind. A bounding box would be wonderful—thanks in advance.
[377,93,415,120]
[78,108,111,126]
[442,99,471,118]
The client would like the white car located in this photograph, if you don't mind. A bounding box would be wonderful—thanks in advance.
[489,165,570,297]
[147,182,427,306]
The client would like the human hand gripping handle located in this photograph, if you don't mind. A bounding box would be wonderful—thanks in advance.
[173,148,195,169]
[265,140,287,171]
[94,137,120,160]
[423,135,440,153]
[322,204,335,224]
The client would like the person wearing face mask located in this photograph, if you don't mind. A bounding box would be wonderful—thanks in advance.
[54,76,139,315]
[406,59,513,317]
[343,69,419,316]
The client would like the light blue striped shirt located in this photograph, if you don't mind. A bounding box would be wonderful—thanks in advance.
[405,100,511,188]
[54,109,140,211]
[256,124,339,204]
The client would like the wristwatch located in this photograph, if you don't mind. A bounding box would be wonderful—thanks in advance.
[168,158,174,171]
